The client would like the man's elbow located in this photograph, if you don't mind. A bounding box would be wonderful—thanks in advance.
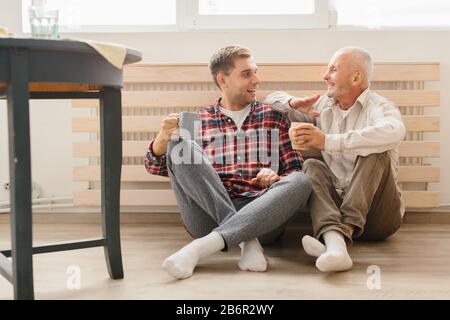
[390,122,406,143]
[262,91,288,105]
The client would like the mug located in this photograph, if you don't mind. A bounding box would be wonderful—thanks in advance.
[289,122,309,151]
[179,112,200,140]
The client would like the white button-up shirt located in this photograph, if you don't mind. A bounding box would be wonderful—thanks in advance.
[265,89,406,215]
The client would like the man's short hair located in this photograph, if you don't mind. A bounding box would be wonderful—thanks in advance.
[209,45,252,88]
[335,46,373,86]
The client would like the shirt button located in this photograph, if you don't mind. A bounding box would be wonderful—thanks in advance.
[237,156,241,160]
[227,119,231,122]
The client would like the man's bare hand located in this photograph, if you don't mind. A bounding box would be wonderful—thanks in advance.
[289,94,321,117]
[152,113,180,156]
[292,123,326,151]
[250,168,280,189]
[159,113,180,141]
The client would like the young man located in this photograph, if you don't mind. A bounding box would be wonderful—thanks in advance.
[145,45,311,280]
[265,47,405,272]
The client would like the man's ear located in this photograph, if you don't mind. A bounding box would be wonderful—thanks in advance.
[217,73,226,89]
[352,71,362,85]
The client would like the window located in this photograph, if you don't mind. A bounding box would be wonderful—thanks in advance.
[198,0,315,15]
[333,0,450,28]
[186,0,330,30]
[22,0,177,33]
[21,0,330,32]
[20,0,450,32]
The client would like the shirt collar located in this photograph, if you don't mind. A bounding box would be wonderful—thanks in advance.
[356,88,370,108]
[214,98,256,116]
[328,88,371,110]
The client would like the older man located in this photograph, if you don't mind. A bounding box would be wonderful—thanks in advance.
[265,47,405,272]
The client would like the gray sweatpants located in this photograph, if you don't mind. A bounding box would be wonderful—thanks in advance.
[166,140,312,250]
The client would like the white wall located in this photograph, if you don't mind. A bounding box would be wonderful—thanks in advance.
[1,1,449,206]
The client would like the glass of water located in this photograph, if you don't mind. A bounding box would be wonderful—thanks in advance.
[29,6,59,39]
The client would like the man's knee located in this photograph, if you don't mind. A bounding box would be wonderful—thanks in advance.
[283,171,312,195]
[303,158,328,174]
[303,158,325,172]
[302,159,330,184]
[355,151,390,168]
[278,172,312,211]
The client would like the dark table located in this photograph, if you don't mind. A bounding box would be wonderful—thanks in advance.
[0,37,142,299]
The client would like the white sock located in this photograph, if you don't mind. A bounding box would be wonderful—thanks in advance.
[301,235,326,257]
[315,230,353,272]
[162,231,225,279]
[238,239,267,272]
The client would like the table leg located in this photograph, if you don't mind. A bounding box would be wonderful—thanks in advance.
[99,87,124,279]
[7,48,34,300]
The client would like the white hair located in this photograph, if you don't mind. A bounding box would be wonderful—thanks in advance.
[334,47,373,86]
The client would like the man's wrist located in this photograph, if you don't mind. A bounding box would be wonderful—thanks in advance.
[152,133,170,157]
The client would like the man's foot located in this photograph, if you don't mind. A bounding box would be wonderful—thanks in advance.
[162,231,225,280]
[162,248,198,279]
[238,239,267,272]
[301,235,326,257]
[314,230,353,272]
[315,251,353,272]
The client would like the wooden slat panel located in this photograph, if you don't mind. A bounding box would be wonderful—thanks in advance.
[72,91,220,108]
[123,64,212,83]
[73,189,438,208]
[74,190,177,206]
[73,141,440,158]
[73,116,165,133]
[123,63,439,83]
[73,165,169,182]
[72,90,440,108]
[402,116,440,132]
[398,166,440,183]
[402,191,440,208]
[72,115,440,133]
[398,141,440,157]
[372,63,440,81]
[260,64,440,81]
[74,165,439,183]
[373,90,439,107]
[259,63,440,82]
[258,65,326,82]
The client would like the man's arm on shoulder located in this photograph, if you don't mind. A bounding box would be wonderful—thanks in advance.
[263,91,318,123]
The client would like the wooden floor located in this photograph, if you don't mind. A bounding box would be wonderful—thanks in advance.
[1,213,450,300]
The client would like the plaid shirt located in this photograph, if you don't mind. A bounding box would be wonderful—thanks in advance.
[145,101,303,198]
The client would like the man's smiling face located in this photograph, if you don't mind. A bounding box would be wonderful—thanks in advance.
[220,56,261,108]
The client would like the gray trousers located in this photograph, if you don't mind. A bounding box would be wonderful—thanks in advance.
[303,151,403,244]
[166,140,312,250]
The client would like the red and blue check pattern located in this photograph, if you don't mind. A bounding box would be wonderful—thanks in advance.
[145,101,303,198]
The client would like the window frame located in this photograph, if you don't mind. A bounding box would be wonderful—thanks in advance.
[21,0,179,33]
[332,0,450,31]
[21,0,331,33]
[182,0,331,30]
